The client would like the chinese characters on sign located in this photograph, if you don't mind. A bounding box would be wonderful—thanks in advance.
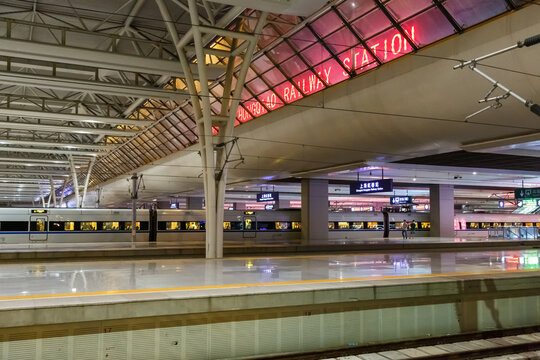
[390,196,412,205]
[350,179,393,194]
[514,187,540,199]
[256,192,279,202]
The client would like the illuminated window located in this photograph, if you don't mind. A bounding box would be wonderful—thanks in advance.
[324,27,357,54]
[166,222,179,230]
[301,42,332,66]
[289,27,317,51]
[352,222,364,229]
[188,222,200,230]
[261,67,286,84]
[421,222,430,229]
[223,222,231,230]
[80,222,97,231]
[367,222,379,229]
[338,222,350,229]
[279,55,308,77]
[244,219,253,230]
[267,42,295,63]
[275,222,290,230]
[292,222,301,230]
[481,222,491,229]
[525,223,533,227]
[125,222,141,231]
[493,222,502,227]
[328,222,335,230]
[468,222,479,229]
[103,222,119,231]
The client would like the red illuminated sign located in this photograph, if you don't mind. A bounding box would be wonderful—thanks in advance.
[236,26,418,122]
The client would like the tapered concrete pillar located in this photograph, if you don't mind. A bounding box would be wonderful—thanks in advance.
[429,184,454,237]
[187,197,204,210]
[301,179,328,244]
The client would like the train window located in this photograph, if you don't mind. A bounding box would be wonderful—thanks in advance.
[536,223,540,227]
[243,219,254,231]
[125,222,141,231]
[525,223,533,227]
[292,222,301,230]
[366,222,379,229]
[166,222,179,230]
[257,222,273,230]
[351,222,364,229]
[328,222,335,230]
[481,222,490,229]
[80,222,97,231]
[230,221,243,230]
[421,222,430,229]
[504,222,512,227]
[223,222,231,230]
[187,221,200,230]
[30,219,46,231]
[1,221,28,231]
[64,222,75,231]
[103,222,120,231]
[514,222,523,227]
[492,222,502,227]
[49,222,63,231]
[338,222,349,229]
[275,222,290,230]
[467,222,479,229]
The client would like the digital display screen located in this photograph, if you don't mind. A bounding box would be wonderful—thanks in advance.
[350,179,393,194]
[31,209,48,214]
[257,192,279,202]
[390,196,412,205]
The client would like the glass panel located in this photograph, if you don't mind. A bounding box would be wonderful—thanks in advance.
[245,67,257,82]
[385,0,433,21]
[237,104,252,122]
[166,221,179,230]
[301,42,331,66]
[267,41,295,63]
[246,77,269,95]
[259,24,280,48]
[366,27,413,63]
[103,222,119,230]
[351,8,392,39]
[252,55,274,73]
[337,0,376,21]
[279,55,308,77]
[261,67,286,84]
[64,222,74,231]
[80,222,97,231]
[402,7,455,47]
[257,89,284,111]
[272,14,299,34]
[443,0,508,28]
[324,26,358,53]
[337,47,377,75]
[243,98,268,118]
[187,221,200,230]
[313,58,350,86]
[310,10,344,38]
[289,27,317,51]
[292,70,326,96]
[274,81,304,103]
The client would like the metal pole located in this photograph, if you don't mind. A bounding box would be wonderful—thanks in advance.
[470,65,528,105]
[49,176,56,207]
[81,156,96,208]
[131,173,138,247]
[68,155,80,207]
[59,178,67,207]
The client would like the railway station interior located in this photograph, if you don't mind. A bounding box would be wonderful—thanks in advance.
[0,0,538,359]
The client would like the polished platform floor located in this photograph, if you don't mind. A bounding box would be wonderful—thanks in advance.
[0,249,538,302]
[0,236,523,252]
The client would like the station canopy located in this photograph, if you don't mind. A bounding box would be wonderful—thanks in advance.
[0,0,533,203]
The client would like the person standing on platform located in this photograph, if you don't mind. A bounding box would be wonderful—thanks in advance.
[401,219,408,239]
[410,220,417,238]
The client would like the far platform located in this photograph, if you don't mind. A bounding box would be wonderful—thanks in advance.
[0,236,539,261]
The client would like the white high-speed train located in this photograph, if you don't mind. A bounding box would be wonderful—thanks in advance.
[0,208,539,244]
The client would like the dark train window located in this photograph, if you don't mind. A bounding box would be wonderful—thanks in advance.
[1,221,28,231]
[230,221,243,230]
[49,222,65,231]
[140,222,149,231]
[257,222,275,231]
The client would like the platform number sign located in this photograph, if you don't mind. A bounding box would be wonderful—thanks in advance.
[390,196,412,205]
[350,179,393,194]
[517,200,523,208]
[498,200,505,208]
[256,192,279,202]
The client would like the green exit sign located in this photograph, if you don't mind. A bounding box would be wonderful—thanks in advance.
[515,187,540,199]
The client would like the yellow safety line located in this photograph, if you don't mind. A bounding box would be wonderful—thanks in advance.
[0,268,538,301]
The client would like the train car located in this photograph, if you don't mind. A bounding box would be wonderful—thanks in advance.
[1,208,540,245]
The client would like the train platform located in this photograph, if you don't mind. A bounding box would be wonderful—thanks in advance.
[0,249,540,359]
[0,236,538,261]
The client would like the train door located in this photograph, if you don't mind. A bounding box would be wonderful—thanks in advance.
[29,215,48,241]
[243,216,256,238]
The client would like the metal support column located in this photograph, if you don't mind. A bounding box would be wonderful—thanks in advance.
[156,0,266,258]
[81,156,96,208]
[68,155,80,208]
[131,173,138,247]
[59,179,68,207]
[49,176,57,207]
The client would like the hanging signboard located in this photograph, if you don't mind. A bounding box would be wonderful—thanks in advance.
[350,179,393,195]
[256,192,279,202]
[390,196,412,205]
[515,187,540,199]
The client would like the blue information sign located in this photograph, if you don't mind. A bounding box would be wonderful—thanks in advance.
[257,192,279,202]
[390,196,412,205]
[350,179,393,195]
